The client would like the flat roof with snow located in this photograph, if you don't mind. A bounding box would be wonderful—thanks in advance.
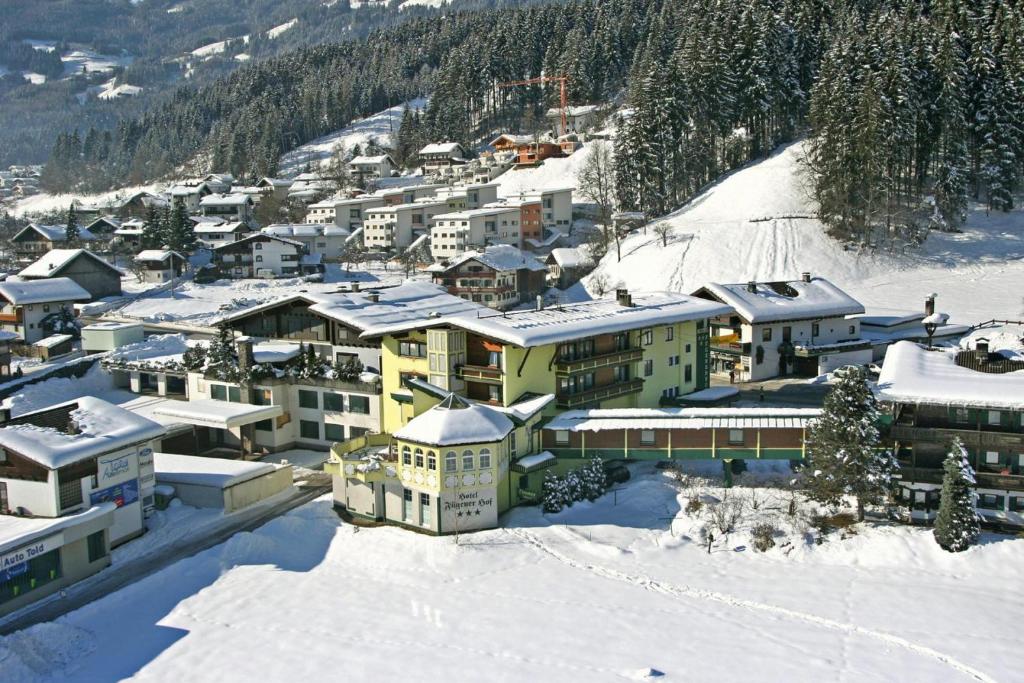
[153,452,279,488]
[0,503,115,558]
[545,407,821,432]
[152,399,283,429]
[696,276,864,324]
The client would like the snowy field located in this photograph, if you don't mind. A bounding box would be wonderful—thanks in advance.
[0,463,1019,682]
[585,141,1024,324]
[278,98,427,177]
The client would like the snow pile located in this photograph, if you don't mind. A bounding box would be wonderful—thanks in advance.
[267,19,298,39]
[105,333,194,365]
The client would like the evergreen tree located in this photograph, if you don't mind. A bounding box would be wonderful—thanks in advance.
[803,365,898,521]
[141,203,164,250]
[65,204,79,245]
[541,470,569,513]
[206,326,238,379]
[166,198,194,252]
[933,437,980,553]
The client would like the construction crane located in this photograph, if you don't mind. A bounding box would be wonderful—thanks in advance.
[497,75,569,137]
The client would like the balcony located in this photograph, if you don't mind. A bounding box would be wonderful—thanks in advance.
[457,363,502,383]
[554,347,643,374]
[889,425,1024,448]
[556,378,644,408]
[897,466,1024,491]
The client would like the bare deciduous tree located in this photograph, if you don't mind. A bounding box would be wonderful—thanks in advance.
[653,221,672,247]
[577,140,621,261]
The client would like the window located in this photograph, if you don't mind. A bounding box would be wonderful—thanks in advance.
[848,325,856,335]
[988,410,1001,426]
[662,387,679,398]
[399,341,426,357]
[1012,497,1024,512]
[350,395,371,414]
[427,452,437,470]
[614,365,631,382]
[954,408,971,423]
[228,386,241,402]
[350,427,368,439]
[644,359,654,377]
[299,390,319,409]
[255,255,263,262]
[252,388,272,405]
[509,431,517,458]
[59,476,82,510]
[255,242,263,250]
[403,488,413,521]
[462,450,474,470]
[684,364,693,383]
[402,447,411,466]
[487,350,502,367]
[641,329,653,346]
[414,449,424,468]
[420,493,431,526]
[445,451,457,472]
[812,323,820,337]
[640,430,656,445]
[685,343,691,354]
[665,326,674,341]
[300,420,320,440]
[978,493,1004,510]
[325,423,345,442]
[479,449,492,469]
[762,327,773,342]
[555,430,569,445]
[211,384,227,401]
[985,451,1000,465]
[668,355,679,367]
[487,385,501,403]
[0,482,7,514]
[254,419,273,432]
[87,531,107,563]
[324,392,344,412]
[728,429,744,445]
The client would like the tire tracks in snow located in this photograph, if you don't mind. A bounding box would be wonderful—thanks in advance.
[506,528,996,683]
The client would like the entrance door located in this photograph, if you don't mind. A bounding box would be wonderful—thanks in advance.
[0,481,7,514]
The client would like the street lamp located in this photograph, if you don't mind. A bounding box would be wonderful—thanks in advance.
[923,320,938,350]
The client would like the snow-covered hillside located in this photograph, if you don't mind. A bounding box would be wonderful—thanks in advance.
[277,98,427,177]
[586,142,1024,323]
[0,465,1018,682]
[493,140,597,199]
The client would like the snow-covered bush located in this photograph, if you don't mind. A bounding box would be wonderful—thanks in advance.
[542,459,610,512]
[706,491,745,534]
[751,521,778,552]
[542,470,570,513]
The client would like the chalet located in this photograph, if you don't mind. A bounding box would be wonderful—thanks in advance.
[261,224,350,261]
[18,249,123,300]
[0,397,164,617]
[202,173,234,193]
[693,273,870,382]
[134,250,187,283]
[512,141,564,167]
[363,199,449,252]
[113,218,146,250]
[11,224,98,262]
[212,233,311,279]
[84,216,122,241]
[288,173,333,203]
[0,278,90,344]
[879,338,1024,527]
[193,220,252,249]
[256,177,292,201]
[76,191,166,223]
[489,134,534,153]
[167,181,213,213]
[429,206,524,258]
[348,154,395,183]
[545,247,594,288]
[427,245,547,310]
[199,193,254,224]
[418,142,467,176]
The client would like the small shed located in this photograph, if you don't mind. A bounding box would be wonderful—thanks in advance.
[81,321,145,353]
[31,334,74,360]
[153,453,293,513]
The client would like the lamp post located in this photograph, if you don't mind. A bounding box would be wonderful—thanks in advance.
[924,320,937,350]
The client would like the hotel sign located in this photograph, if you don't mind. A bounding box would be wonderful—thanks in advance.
[441,488,497,532]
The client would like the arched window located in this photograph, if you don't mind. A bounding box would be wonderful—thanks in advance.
[427,451,437,471]
[445,451,457,472]
[414,448,424,468]
[478,448,492,469]
[462,449,474,471]
[402,446,411,466]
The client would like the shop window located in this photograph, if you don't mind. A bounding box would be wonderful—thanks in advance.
[325,423,345,442]
[87,531,107,563]
[298,390,319,409]
[640,430,656,445]
[299,420,320,440]
[323,392,344,412]
[479,449,492,469]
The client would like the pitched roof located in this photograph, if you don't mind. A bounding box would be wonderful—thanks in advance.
[194,220,249,234]
[394,393,514,446]
[19,249,122,279]
[309,281,484,336]
[420,142,464,156]
[432,245,546,273]
[212,232,303,251]
[0,277,91,305]
[16,223,97,243]
[547,247,592,269]
[199,192,251,207]
[135,249,185,263]
[349,154,394,165]
[696,276,865,324]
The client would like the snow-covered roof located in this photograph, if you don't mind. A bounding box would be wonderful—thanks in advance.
[489,134,536,146]
[366,199,447,214]
[213,233,303,251]
[152,399,284,429]
[350,154,393,165]
[877,341,1024,410]
[262,223,348,238]
[433,292,731,348]
[252,342,302,364]
[200,193,251,207]
[0,397,166,469]
[0,277,91,305]
[194,221,248,234]
[17,223,97,242]
[153,452,280,488]
[0,504,115,559]
[545,407,821,432]
[432,206,520,221]
[309,282,484,336]
[547,105,599,117]
[19,249,121,278]
[697,276,864,324]
[547,247,592,269]
[433,245,546,273]
[104,333,192,366]
[394,394,514,446]
[513,451,556,471]
[33,334,72,349]
[135,249,184,263]
[420,142,464,156]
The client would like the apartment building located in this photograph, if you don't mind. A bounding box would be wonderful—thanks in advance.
[363,199,449,252]
[429,206,524,258]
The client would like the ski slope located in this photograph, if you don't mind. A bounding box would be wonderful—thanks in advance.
[0,464,1019,682]
[585,142,1024,324]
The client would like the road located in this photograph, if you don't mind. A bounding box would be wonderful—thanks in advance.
[0,483,331,636]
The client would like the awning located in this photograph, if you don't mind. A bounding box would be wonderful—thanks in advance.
[512,451,557,474]
[152,399,283,429]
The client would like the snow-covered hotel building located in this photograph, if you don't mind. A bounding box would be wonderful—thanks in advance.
[878,338,1024,527]
[0,398,165,616]
[693,274,871,382]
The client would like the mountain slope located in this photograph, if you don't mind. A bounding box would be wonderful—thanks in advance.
[585,142,1024,323]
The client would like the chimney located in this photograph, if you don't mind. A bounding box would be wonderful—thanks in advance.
[924,294,935,317]
[236,336,255,374]
[367,292,380,303]
[801,272,811,283]
[975,338,989,363]
[747,281,757,293]
[616,288,632,307]
[351,282,360,292]
[536,294,544,311]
